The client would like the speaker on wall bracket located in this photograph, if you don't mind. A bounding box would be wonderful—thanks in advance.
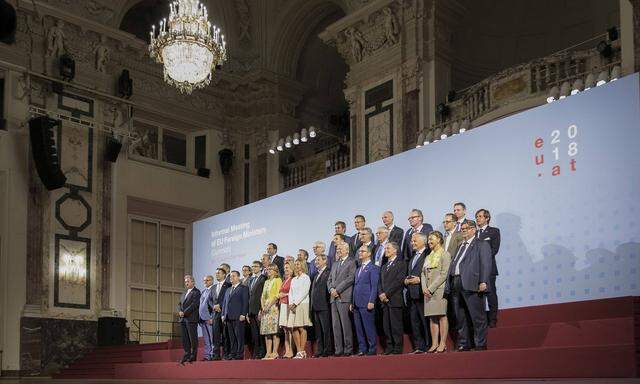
[29,116,67,190]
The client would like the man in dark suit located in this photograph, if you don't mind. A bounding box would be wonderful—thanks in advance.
[267,243,285,277]
[475,209,501,328]
[443,213,464,256]
[352,246,380,356]
[177,275,201,363]
[328,221,349,262]
[382,210,404,245]
[378,242,406,354]
[329,233,347,263]
[401,209,433,261]
[198,275,215,361]
[327,242,356,356]
[247,261,266,359]
[209,268,230,360]
[218,263,233,358]
[444,220,492,351]
[354,227,375,264]
[350,215,367,258]
[453,202,468,232]
[310,254,332,357]
[405,232,430,353]
[222,271,249,360]
[310,241,330,279]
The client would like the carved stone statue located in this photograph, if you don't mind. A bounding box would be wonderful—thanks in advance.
[94,35,109,73]
[345,27,366,63]
[236,0,251,42]
[382,7,399,45]
[46,19,66,58]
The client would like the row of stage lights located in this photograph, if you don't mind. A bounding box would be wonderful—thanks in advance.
[416,65,621,149]
[268,126,317,154]
[416,119,470,148]
[546,65,620,103]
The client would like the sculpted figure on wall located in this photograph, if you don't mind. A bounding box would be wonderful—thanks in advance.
[94,35,109,73]
[345,27,366,63]
[382,7,399,45]
[46,19,66,58]
[236,0,251,42]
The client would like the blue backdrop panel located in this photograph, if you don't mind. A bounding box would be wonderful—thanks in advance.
[194,74,640,309]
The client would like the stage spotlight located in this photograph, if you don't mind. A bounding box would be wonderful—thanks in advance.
[559,82,570,99]
[570,78,583,95]
[276,138,284,151]
[459,119,469,133]
[547,86,559,103]
[309,126,316,138]
[293,132,300,145]
[596,70,608,86]
[584,73,595,90]
[284,135,292,148]
[416,132,424,148]
[268,144,276,154]
[610,65,620,81]
[300,128,308,142]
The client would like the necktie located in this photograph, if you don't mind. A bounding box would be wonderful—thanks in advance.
[411,252,421,270]
[357,265,364,279]
[376,244,384,264]
[452,242,468,275]
[315,270,322,282]
[478,228,483,238]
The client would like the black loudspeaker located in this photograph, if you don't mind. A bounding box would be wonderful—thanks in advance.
[59,54,75,81]
[105,137,122,162]
[29,116,67,190]
[218,148,233,176]
[97,317,126,346]
[118,69,133,99]
[197,167,210,178]
[0,0,17,45]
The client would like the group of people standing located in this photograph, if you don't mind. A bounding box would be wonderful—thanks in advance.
[176,202,501,363]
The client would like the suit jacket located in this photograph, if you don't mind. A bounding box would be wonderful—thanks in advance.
[248,274,266,316]
[272,255,285,277]
[198,286,214,321]
[349,233,375,258]
[208,279,231,318]
[372,241,388,266]
[406,250,427,300]
[222,284,249,320]
[477,226,501,275]
[401,224,433,261]
[353,262,380,308]
[378,257,406,308]
[388,225,404,246]
[310,267,331,311]
[445,231,464,257]
[327,257,356,303]
[444,238,492,294]
[178,287,201,323]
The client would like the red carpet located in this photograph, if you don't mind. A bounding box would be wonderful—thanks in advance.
[53,296,640,380]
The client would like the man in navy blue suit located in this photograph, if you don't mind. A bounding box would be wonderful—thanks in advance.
[208,268,230,360]
[352,245,380,356]
[475,209,501,328]
[405,232,430,353]
[382,211,404,246]
[401,209,433,261]
[444,220,492,351]
[177,275,201,364]
[222,271,249,360]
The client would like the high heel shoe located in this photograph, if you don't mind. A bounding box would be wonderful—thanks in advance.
[435,346,447,353]
[426,347,438,353]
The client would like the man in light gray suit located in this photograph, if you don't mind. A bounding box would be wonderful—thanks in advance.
[198,275,214,360]
[327,242,356,357]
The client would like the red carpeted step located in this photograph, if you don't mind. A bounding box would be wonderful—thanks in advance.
[115,344,637,380]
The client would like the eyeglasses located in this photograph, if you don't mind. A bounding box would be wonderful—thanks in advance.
[460,226,475,231]
[408,216,420,220]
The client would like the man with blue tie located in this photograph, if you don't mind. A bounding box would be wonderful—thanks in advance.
[222,271,249,360]
[373,227,390,266]
[444,220,492,351]
[352,245,380,356]
[401,209,433,261]
[198,275,215,361]
[453,202,468,232]
[177,275,201,364]
[405,232,430,353]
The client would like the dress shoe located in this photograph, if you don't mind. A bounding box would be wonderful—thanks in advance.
[178,357,189,364]
[411,349,425,354]
[356,352,365,357]
[343,352,352,357]
[383,349,393,355]
[312,353,322,358]
[334,352,344,357]
[211,356,221,361]
[456,346,471,352]
[366,351,377,356]
[391,350,403,355]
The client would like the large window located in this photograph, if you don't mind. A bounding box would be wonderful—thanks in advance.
[128,216,186,343]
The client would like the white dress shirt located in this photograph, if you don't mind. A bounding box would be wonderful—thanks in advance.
[454,237,475,275]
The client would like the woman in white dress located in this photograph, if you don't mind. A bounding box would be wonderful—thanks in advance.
[288,259,312,358]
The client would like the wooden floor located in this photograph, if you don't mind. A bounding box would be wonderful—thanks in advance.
[1,379,639,384]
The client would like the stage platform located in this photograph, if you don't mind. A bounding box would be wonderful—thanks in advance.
[53,296,640,380]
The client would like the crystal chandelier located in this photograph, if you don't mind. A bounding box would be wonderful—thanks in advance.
[149,0,227,94]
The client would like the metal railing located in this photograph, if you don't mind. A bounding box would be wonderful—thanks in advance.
[130,319,181,344]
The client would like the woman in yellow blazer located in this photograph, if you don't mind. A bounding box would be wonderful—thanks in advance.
[260,265,283,359]
[421,231,451,353]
